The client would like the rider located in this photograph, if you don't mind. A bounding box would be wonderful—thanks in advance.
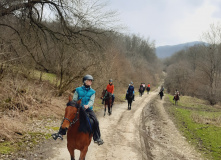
[102,79,115,105]
[127,81,135,101]
[51,75,104,145]
[147,83,150,88]
[146,83,150,93]
[140,83,144,91]
[173,89,180,100]
[142,83,145,89]
[174,89,179,96]
[160,85,164,92]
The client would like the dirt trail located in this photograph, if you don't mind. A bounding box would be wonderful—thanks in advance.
[46,89,203,160]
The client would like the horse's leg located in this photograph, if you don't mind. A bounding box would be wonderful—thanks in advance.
[79,147,88,160]
[104,105,106,116]
[68,146,75,160]
[108,104,110,115]
[108,101,111,115]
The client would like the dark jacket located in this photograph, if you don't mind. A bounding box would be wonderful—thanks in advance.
[127,85,134,94]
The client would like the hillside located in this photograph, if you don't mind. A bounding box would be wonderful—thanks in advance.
[156,41,206,58]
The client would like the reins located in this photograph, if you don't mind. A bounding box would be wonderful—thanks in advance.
[63,105,80,127]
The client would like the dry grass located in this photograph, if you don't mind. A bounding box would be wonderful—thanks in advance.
[0,71,66,142]
[191,113,221,127]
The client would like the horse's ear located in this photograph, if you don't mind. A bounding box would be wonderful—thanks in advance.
[77,99,82,105]
[69,95,72,102]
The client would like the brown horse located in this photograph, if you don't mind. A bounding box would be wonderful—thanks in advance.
[126,91,133,110]
[146,87,150,94]
[101,89,112,116]
[159,90,164,100]
[61,96,93,160]
[173,94,179,105]
[139,87,144,96]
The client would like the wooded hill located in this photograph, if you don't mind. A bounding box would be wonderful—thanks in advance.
[156,41,206,58]
[163,24,221,105]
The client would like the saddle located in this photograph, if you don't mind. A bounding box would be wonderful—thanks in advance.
[83,112,94,133]
[126,92,133,99]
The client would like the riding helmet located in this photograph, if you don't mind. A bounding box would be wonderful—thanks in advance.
[130,81,133,85]
[109,79,113,82]
[83,75,94,83]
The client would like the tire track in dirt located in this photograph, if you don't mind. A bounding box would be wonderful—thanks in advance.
[140,95,204,160]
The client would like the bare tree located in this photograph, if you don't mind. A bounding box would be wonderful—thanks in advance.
[0,0,118,70]
[198,24,221,104]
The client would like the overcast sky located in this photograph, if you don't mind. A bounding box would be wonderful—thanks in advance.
[107,0,221,47]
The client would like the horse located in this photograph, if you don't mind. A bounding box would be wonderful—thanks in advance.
[139,87,144,96]
[173,94,179,105]
[101,89,112,116]
[146,87,150,94]
[61,96,93,160]
[159,90,164,100]
[126,91,133,110]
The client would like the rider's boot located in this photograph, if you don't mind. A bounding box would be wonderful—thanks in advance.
[94,138,104,145]
[51,133,63,140]
[51,127,67,140]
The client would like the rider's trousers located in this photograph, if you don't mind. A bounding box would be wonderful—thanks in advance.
[86,109,101,141]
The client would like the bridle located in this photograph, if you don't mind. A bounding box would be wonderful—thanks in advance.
[63,105,81,127]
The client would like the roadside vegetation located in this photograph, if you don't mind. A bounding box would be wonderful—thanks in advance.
[166,95,221,160]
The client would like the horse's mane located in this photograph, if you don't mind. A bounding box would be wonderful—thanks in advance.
[78,107,93,135]
[66,101,93,135]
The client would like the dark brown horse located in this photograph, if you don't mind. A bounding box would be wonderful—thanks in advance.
[126,91,133,110]
[173,94,179,105]
[159,90,164,100]
[146,87,150,94]
[139,87,144,96]
[61,96,93,160]
[101,89,112,116]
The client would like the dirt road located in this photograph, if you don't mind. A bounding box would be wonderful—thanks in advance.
[46,88,203,160]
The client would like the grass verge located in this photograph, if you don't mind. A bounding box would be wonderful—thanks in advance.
[166,95,221,160]
[0,132,51,155]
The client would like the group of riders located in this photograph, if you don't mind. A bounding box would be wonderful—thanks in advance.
[139,82,151,95]
[51,74,180,146]
[158,86,180,101]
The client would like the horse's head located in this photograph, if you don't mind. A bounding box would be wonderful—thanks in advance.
[61,96,82,130]
[101,89,106,99]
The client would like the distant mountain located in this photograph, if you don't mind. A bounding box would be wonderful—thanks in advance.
[156,41,206,58]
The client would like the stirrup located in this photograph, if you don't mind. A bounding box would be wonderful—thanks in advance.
[95,139,104,145]
[51,133,63,140]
